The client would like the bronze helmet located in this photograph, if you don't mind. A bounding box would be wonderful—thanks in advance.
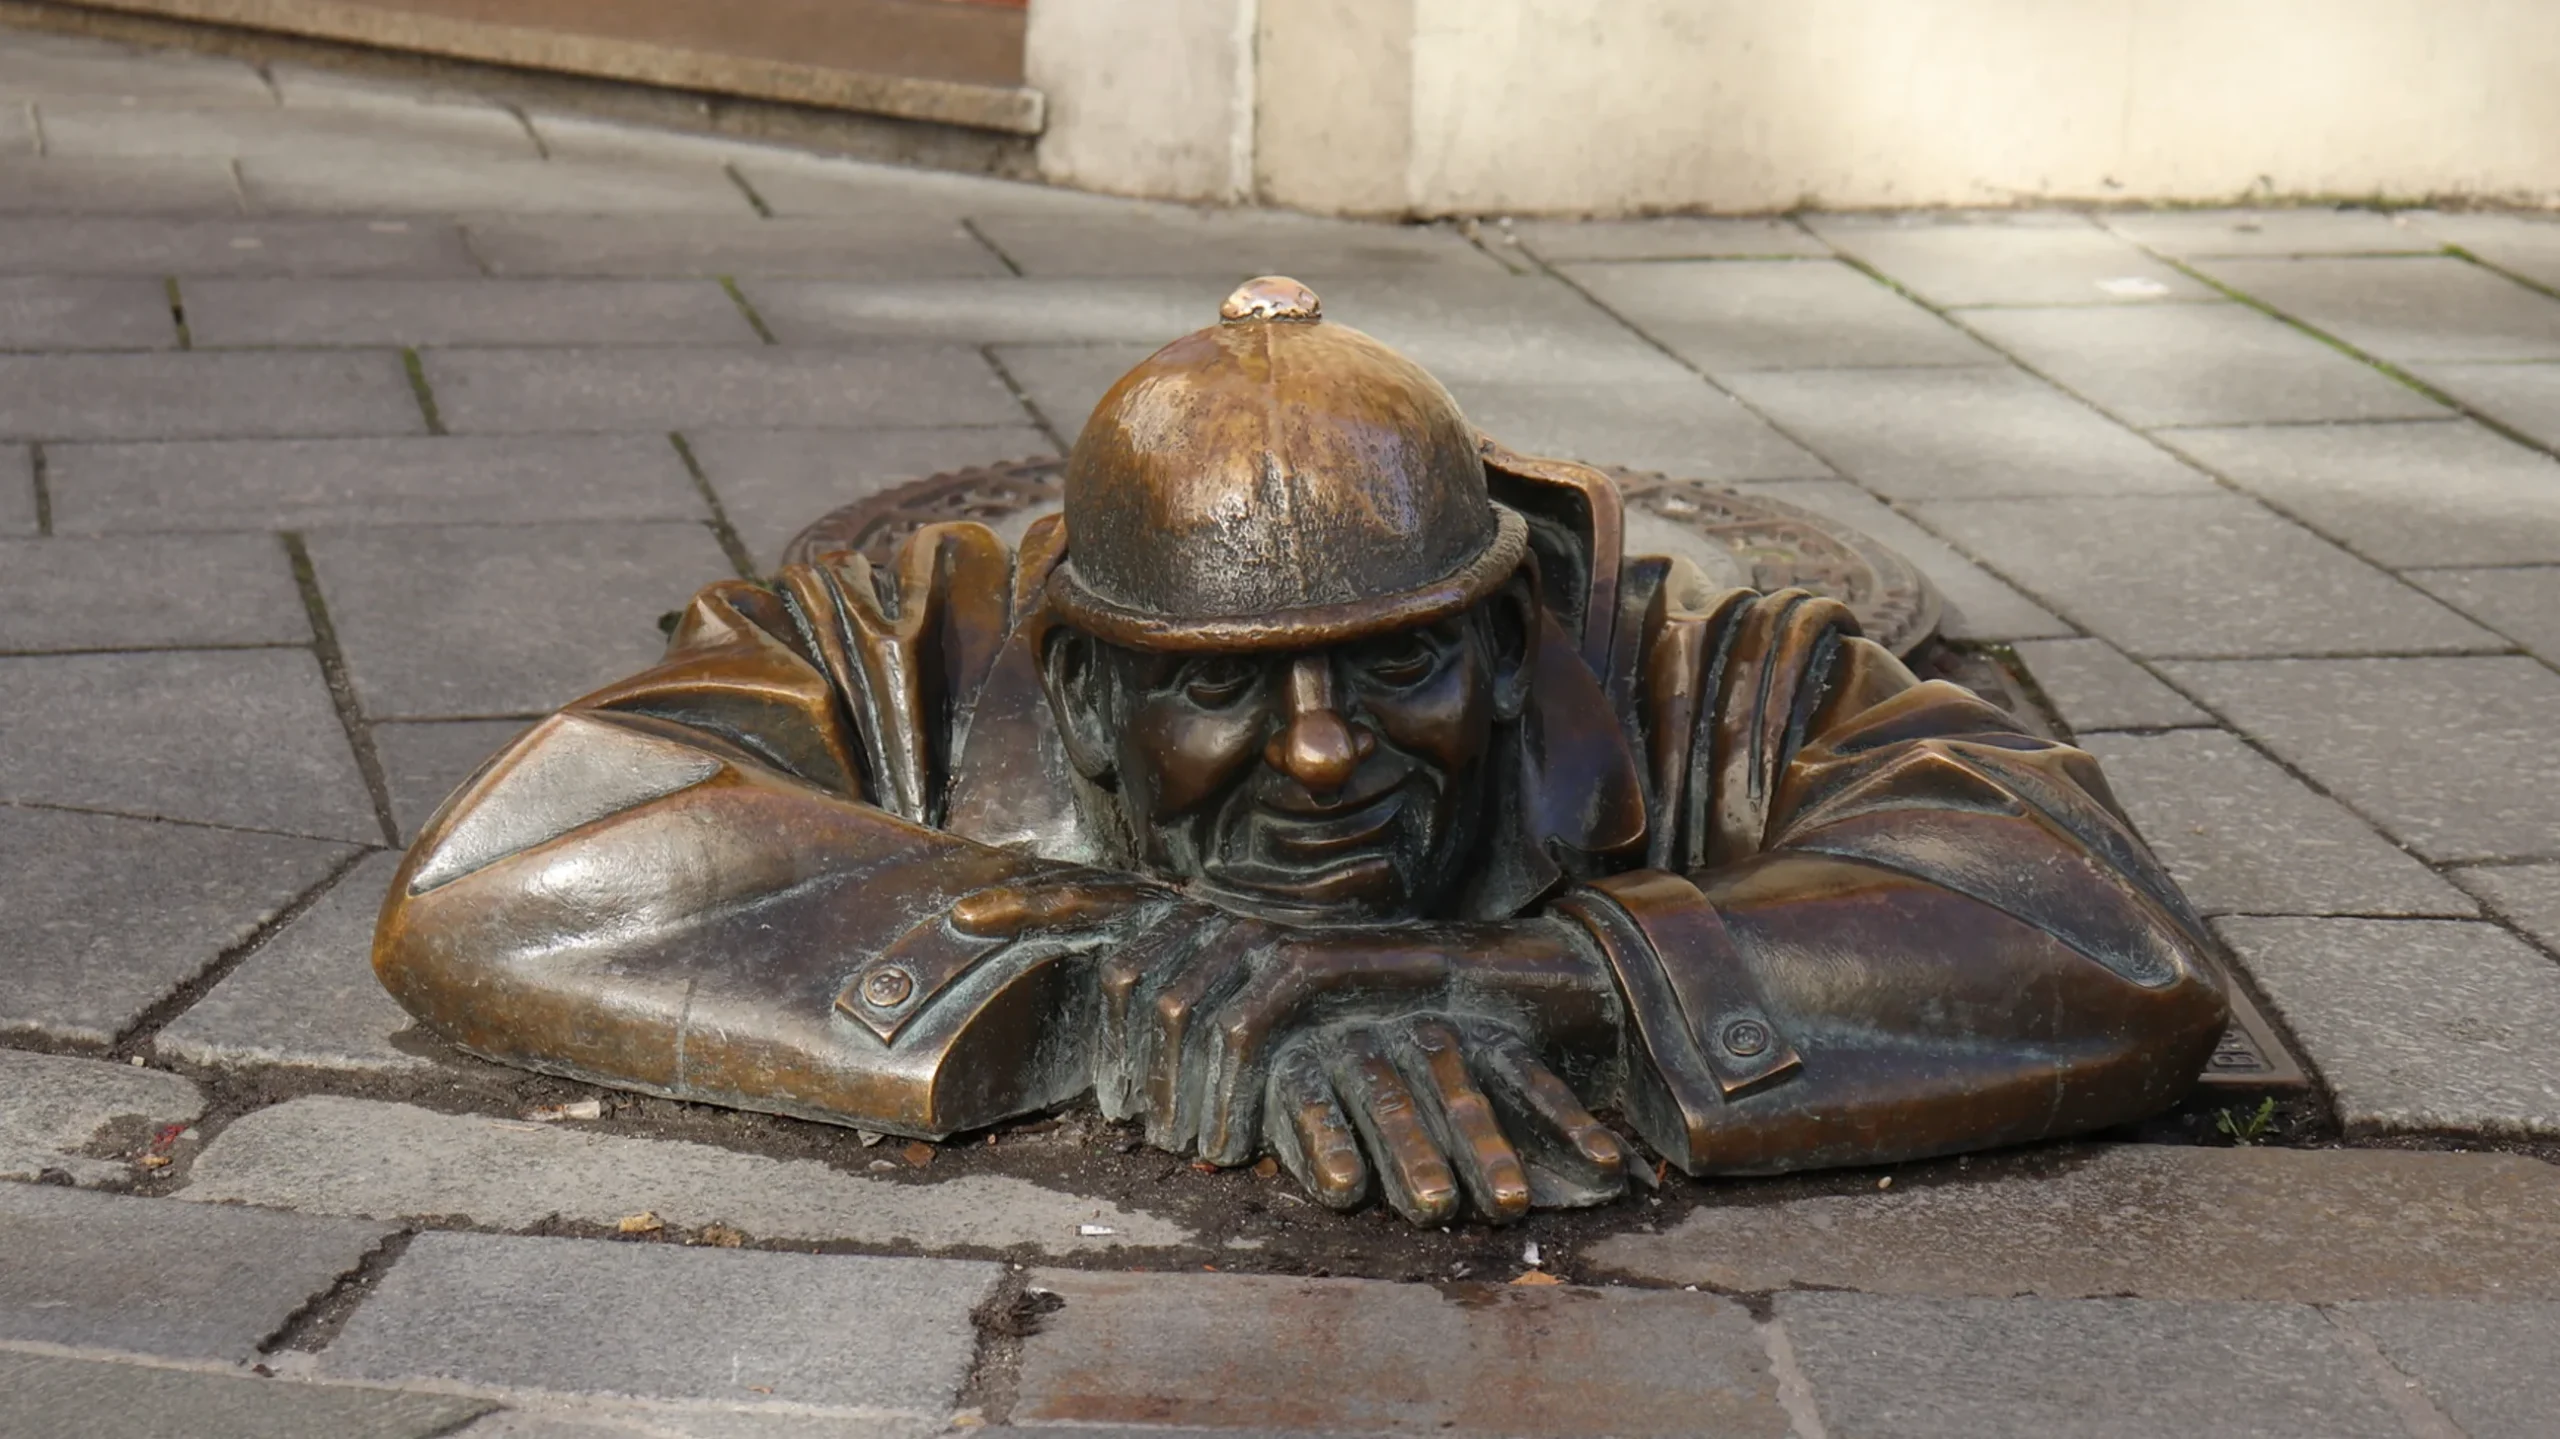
[1048,276,1529,652]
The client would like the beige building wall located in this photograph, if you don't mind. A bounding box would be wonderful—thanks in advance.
[1032,0,2560,215]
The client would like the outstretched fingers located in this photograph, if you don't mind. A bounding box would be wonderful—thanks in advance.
[1401,1019,1532,1222]
[1330,1028,1461,1226]
[1473,1031,1628,1206]
[1265,1045,1368,1210]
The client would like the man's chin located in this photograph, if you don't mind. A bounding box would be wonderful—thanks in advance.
[1197,853,1413,922]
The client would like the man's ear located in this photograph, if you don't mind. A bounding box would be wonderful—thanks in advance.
[1039,625,1119,784]
[1486,567,1538,722]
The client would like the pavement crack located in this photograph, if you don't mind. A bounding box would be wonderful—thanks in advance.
[162,277,192,349]
[114,843,378,1057]
[399,347,447,435]
[2319,1306,2466,1439]
[286,531,405,846]
[724,162,774,217]
[668,431,761,579]
[960,217,1024,275]
[956,1268,1052,1426]
[259,1229,416,1357]
[978,345,1065,450]
[28,440,51,536]
[719,275,779,344]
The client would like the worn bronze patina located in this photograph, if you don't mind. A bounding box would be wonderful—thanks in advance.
[375,277,2229,1224]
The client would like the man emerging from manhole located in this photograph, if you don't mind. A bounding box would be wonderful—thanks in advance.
[376,277,2228,1224]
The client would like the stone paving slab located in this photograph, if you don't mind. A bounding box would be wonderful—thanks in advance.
[2346,1301,2560,1439]
[0,1181,391,1362]
[310,520,730,718]
[159,852,431,1075]
[2076,729,2474,918]
[0,351,426,441]
[318,1232,1000,1415]
[2450,862,2560,954]
[2408,358,2560,451]
[0,533,309,650]
[40,100,534,163]
[2100,208,2441,258]
[1804,214,2210,309]
[2216,916,2560,1136]
[0,648,381,842]
[684,424,1054,570]
[1912,493,2499,657]
[2406,565,2560,665]
[1446,378,1835,482]
[1014,1269,1782,1437]
[184,1095,1191,1254]
[0,216,477,277]
[0,31,274,106]
[441,1399,952,1438]
[2164,418,2560,568]
[447,1399,949,1438]
[989,341,1155,441]
[0,275,177,348]
[0,1351,495,1439]
[372,719,526,840]
[728,155,1141,225]
[2011,638,2212,732]
[0,1047,202,1184]
[1733,479,2073,641]
[1774,1293,2408,1439]
[1960,302,2450,428]
[0,806,354,1044]
[1567,259,1999,373]
[1590,1143,2560,1301]
[2161,656,2560,863]
[745,277,1215,348]
[2200,255,2560,363]
[49,434,711,533]
[184,279,760,348]
[243,155,763,217]
[1510,215,1829,263]
[2409,211,2560,290]
[0,156,244,215]
[465,215,1011,280]
[1311,271,1701,387]
[965,208,1502,280]
[421,345,1020,433]
[1722,365,2218,501]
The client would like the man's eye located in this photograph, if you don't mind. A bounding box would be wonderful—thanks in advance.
[1181,660,1256,706]
[1358,635,1437,686]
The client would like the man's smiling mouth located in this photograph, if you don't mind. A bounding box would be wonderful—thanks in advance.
[1259,789,1407,857]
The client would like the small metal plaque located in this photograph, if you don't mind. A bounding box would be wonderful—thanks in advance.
[2195,974,2310,1091]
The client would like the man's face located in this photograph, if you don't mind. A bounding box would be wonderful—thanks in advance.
[1059,609,1518,922]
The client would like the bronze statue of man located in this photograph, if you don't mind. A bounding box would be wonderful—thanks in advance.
[376,277,2228,1224]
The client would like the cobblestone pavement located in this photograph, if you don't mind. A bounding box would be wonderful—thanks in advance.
[4,23,2559,1439]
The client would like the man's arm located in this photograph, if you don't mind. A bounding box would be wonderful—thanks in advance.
[374,526,1101,1138]
[1560,580,2229,1174]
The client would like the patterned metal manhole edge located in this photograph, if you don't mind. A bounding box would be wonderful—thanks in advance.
[781,457,1944,657]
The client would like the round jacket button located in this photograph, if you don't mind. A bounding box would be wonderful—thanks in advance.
[860,967,915,1009]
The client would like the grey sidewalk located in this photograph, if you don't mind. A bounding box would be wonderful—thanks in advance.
[3,22,2560,1439]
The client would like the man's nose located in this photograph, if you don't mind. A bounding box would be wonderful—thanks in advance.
[1264,654,1376,794]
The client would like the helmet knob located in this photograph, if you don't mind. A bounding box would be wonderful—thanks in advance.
[1220,276,1322,324]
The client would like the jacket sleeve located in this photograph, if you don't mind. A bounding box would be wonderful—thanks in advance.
[1560,575,2229,1174]
[373,524,1096,1138]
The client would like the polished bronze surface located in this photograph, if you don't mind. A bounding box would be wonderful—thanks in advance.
[376,276,2228,1224]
